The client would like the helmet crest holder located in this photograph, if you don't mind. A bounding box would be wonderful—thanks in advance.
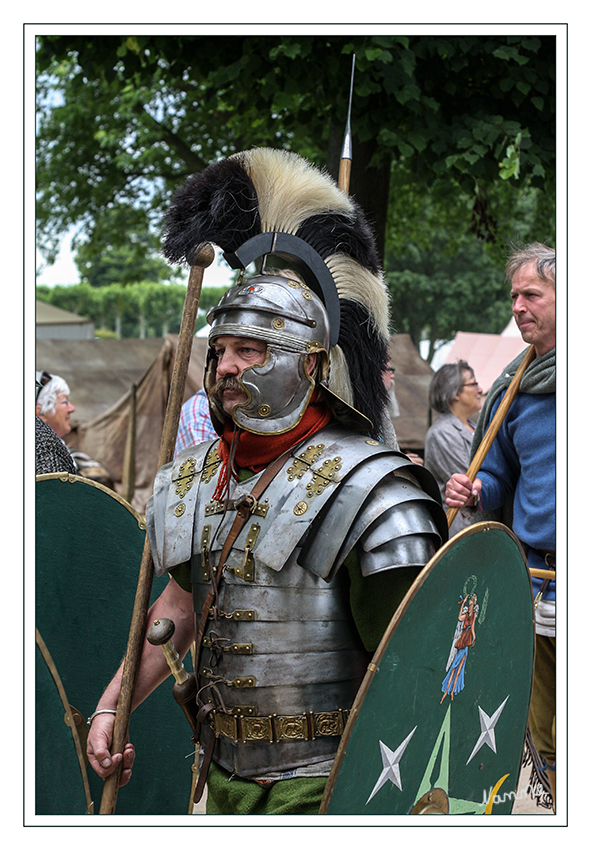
[223,231,341,347]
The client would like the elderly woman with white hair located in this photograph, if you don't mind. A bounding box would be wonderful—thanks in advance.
[35,371,77,475]
[35,371,115,486]
[424,360,483,536]
[35,371,76,440]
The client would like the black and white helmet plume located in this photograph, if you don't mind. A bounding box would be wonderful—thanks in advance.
[162,148,396,445]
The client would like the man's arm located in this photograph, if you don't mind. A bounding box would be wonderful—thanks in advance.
[86,576,195,784]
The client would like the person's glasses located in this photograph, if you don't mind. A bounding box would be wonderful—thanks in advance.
[463,381,480,388]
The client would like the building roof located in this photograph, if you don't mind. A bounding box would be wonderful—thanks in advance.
[443,331,528,394]
[36,299,92,325]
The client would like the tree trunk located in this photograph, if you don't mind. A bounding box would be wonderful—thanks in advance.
[349,140,391,266]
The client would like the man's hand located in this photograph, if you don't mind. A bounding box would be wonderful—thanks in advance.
[445,474,482,509]
[87,712,135,786]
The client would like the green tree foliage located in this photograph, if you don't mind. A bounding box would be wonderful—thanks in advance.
[36,280,207,338]
[385,160,554,356]
[387,237,513,361]
[36,33,556,347]
[73,205,180,286]
[37,34,555,256]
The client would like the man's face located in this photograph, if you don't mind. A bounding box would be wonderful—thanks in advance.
[510,262,556,356]
[211,335,268,415]
[38,394,75,438]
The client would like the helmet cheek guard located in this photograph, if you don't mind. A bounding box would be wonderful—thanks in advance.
[232,346,316,435]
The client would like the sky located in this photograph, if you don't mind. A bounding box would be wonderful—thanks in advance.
[36,237,236,290]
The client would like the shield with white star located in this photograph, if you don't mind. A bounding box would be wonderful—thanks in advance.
[320,522,535,815]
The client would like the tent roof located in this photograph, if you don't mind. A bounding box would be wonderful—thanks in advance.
[35,336,208,427]
[36,336,209,512]
[443,331,528,394]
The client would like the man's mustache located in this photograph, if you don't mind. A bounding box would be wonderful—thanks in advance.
[210,376,243,399]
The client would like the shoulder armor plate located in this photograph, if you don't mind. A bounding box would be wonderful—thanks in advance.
[146,439,219,576]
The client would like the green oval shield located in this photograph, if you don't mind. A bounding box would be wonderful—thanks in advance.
[321,522,535,815]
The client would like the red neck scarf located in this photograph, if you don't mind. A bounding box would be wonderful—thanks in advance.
[212,394,332,501]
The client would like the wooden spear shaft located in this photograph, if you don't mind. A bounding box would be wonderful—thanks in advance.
[99,243,214,815]
[338,54,355,193]
[446,344,536,529]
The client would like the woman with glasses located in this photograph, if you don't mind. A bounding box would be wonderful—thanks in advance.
[424,361,483,536]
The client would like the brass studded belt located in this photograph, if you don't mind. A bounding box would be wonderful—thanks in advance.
[209,708,350,744]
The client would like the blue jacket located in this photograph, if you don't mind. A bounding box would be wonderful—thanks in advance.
[479,391,555,600]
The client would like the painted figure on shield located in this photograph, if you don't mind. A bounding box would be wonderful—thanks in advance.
[441,592,478,702]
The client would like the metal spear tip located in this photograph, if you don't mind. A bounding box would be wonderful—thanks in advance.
[187,242,215,268]
[147,617,176,646]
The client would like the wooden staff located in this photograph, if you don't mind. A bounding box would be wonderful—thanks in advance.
[99,243,214,815]
[120,382,137,504]
[530,567,555,580]
[446,344,536,528]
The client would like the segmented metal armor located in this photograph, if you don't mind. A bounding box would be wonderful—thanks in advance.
[147,425,445,776]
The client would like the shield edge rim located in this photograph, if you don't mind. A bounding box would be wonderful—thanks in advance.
[36,472,146,530]
[35,627,95,814]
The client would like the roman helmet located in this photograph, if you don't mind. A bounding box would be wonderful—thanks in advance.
[162,148,396,445]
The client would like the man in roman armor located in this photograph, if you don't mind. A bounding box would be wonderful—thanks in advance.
[86,149,447,814]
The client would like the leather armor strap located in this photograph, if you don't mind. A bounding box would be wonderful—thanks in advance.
[193,701,216,804]
[195,447,293,652]
[533,548,555,568]
[193,448,293,804]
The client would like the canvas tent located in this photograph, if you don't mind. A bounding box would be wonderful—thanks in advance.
[387,334,434,453]
[36,335,208,513]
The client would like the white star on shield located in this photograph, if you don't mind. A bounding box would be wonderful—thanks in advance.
[466,695,510,765]
[366,726,417,804]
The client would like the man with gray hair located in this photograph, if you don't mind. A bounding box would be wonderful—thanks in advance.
[446,242,556,809]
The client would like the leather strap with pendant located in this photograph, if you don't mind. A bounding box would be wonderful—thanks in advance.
[193,448,293,803]
[195,447,292,651]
